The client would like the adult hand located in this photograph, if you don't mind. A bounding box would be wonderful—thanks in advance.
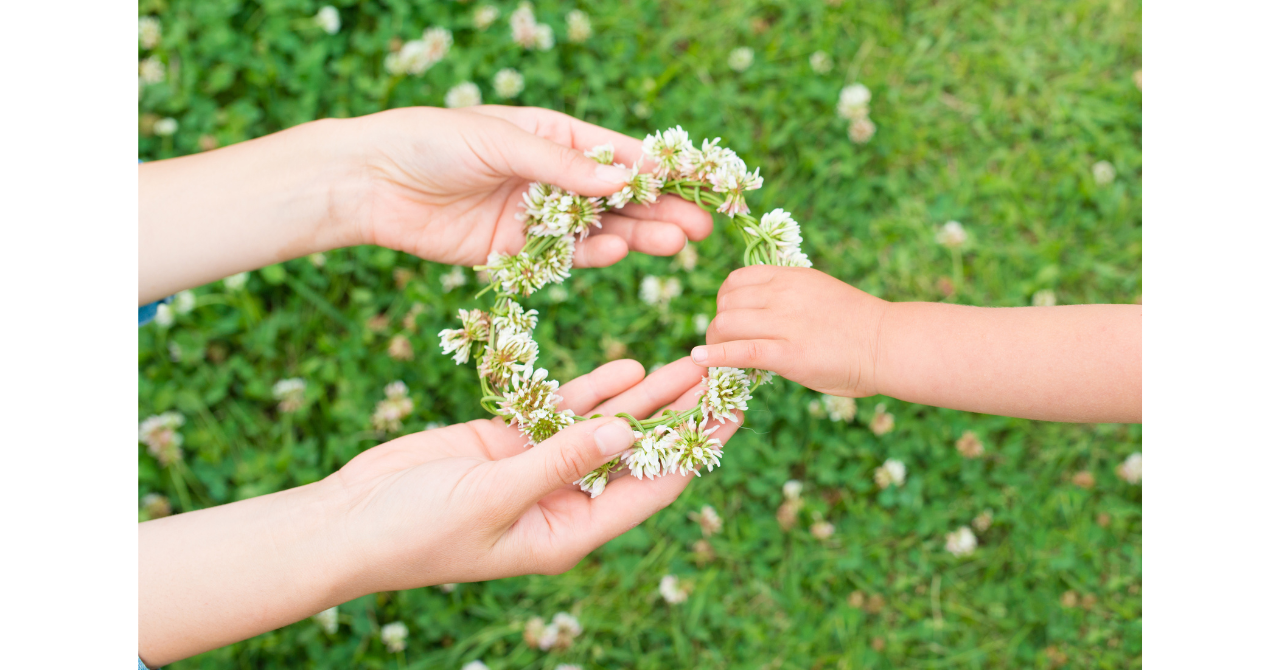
[342,105,713,269]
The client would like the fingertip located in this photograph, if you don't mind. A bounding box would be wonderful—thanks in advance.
[577,235,628,267]
[691,346,709,365]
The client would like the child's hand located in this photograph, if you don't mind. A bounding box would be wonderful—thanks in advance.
[690,266,888,397]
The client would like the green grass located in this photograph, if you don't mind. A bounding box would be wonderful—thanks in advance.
[138,0,1142,667]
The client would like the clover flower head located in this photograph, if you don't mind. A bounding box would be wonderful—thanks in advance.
[498,367,574,444]
[153,117,178,137]
[639,275,682,308]
[139,412,185,466]
[783,479,803,501]
[674,244,698,271]
[874,458,906,489]
[810,520,835,540]
[659,575,689,604]
[461,662,489,670]
[388,28,452,76]
[700,367,752,424]
[173,290,196,314]
[422,27,453,61]
[848,117,876,144]
[689,504,723,536]
[534,23,555,51]
[728,47,754,72]
[608,162,664,209]
[141,493,171,519]
[479,328,540,386]
[809,50,832,74]
[511,4,539,48]
[527,190,604,239]
[820,394,856,422]
[536,612,582,651]
[372,382,414,432]
[445,81,482,108]
[1116,452,1142,484]
[441,266,467,292]
[973,509,994,533]
[678,137,738,182]
[493,299,538,335]
[139,56,165,85]
[273,378,307,412]
[955,430,984,458]
[748,208,804,263]
[224,271,248,290]
[664,419,724,476]
[473,5,500,30]
[1032,289,1057,307]
[936,220,967,249]
[945,526,978,557]
[1092,160,1116,185]
[624,426,677,480]
[479,238,574,297]
[575,457,620,498]
[642,126,695,180]
[746,368,775,386]
[567,9,592,43]
[837,84,872,120]
[439,308,491,365]
[585,143,615,165]
[707,160,763,218]
[385,381,409,399]
[315,6,341,35]
[870,403,895,435]
[139,16,162,49]
[314,606,339,634]
[381,621,409,653]
[491,68,524,98]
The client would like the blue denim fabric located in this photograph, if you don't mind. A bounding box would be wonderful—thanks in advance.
[138,658,152,669]
[139,296,173,326]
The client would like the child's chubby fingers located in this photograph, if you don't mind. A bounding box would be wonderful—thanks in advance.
[690,339,792,373]
[705,308,790,344]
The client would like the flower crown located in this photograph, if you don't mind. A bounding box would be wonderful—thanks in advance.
[439,127,808,497]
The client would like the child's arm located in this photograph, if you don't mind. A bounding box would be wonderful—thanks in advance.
[690,266,1141,423]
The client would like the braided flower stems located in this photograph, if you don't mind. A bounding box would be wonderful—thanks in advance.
[438,127,810,497]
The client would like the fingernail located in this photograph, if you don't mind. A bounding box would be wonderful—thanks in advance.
[691,346,708,364]
[594,419,635,456]
[595,163,629,184]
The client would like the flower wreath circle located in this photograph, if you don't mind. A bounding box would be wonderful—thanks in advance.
[438,127,810,498]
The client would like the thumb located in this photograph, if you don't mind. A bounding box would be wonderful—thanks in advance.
[491,121,630,197]
[508,417,635,505]
[690,340,790,373]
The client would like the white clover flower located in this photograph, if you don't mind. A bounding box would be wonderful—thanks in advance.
[1032,289,1057,307]
[585,143,615,165]
[422,27,453,62]
[141,492,171,519]
[640,275,661,306]
[493,68,525,99]
[707,160,763,218]
[498,367,575,444]
[387,28,451,76]
[663,419,724,476]
[659,575,689,604]
[478,236,574,297]
[139,56,165,86]
[167,341,182,362]
[701,367,752,424]
[748,209,804,264]
[461,662,489,670]
[372,382,414,432]
[1116,452,1142,484]
[632,102,653,119]
[139,16,162,49]
[567,9,592,43]
[139,412,184,466]
[1092,160,1116,185]
[873,458,906,489]
[381,621,409,653]
[493,299,538,334]
[171,290,196,315]
[313,606,339,634]
[624,427,677,480]
[810,520,835,540]
[694,313,710,334]
[945,526,978,557]
[154,303,174,328]
[956,430,984,458]
[273,378,307,413]
[534,23,555,50]
[308,252,326,267]
[385,381,409,400]
[479,328,539,386]
[936,220,967,249]
[972,509,994,533]
[548,285,570,303]
[439,308,491,365]
[870,403,895,435]
[511,3,539,48]
[153,117,178,136]
[837,84,872,120]
[728,47,754,72]
[641,126,695,180]
[809,50,832,74]
[782,479,803,501]
[607,163,664,209]
[437,582,457,593]
[820,394,856,422]
[315,6,341,35]
[224,272,249,290]
[575,457,619,497]
[445,82,482,108]
[689,504,723,536]
[474,6,499,30]
[746,368,775,386]
[441,266,467,292]
[1133,68,1142,90]
[677,137,739,182]
[848,117,876,144]
[674,244,698,271]
[523,186,605,239]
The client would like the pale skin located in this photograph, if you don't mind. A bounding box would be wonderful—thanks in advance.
[137,106,728,666]
[692,266,1141,423]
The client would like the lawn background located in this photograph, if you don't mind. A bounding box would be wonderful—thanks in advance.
[138,0,1142,667]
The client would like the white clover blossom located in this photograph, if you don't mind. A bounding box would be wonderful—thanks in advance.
[707,160,763,218]
[746,368,775,386]
[608,163,664,209]
[273,378,307,413]
[224,271,249,290]
[441,266,467,292]
[1092,160,1116,185]
[837,84,872,120]
[870,403,895,435]
[479,328,539,385]
[154,303,174,328]
[810,520,835,540]
[678,137,739,182]
[139,412,185,466]
[439,309,491,365]
[461,662,489,670]
[381,621,408,652]
[945,526,978,557]
[139,56,165,85]
[782,479,803,501]
[153,117,178,137]
[315,6,341,34]
[874,458,906,489]
[701,367,751,424]
[632,102,653,119]
[536,612,583,651]
[473,5,500,30]
[386,28,452,76]
[809,50,832,74]
[664,419,724,476]
[848,117,876,144]
[1032,289,1057,307]
[820,394,856,422]
[748,209,805,264]
[493,299,538,334]
[534,23,555,50]
[445,82,482,108]
[639,275,681,309]
[584,143,616,165]
[674,244,698,271]
[527,191,605,239]
[308,252,326,267]
[728,47,754,72]
[314,606,339,634]
[493,68,525,98]
[372,382,414,432]
[173,290,196,314]
[624,427,677,480]
[511,3,539,48]
[641,126,695,180]
[659,575,689,604]
[498,368,575,445]
[936,220,967,249]
[689,504,723,536]
[575,457,619,497]
[973,509,994,533]
[139,17,162,49]
[1116,452,1142,484]
[566,9,592,43]
[478,239,574,297]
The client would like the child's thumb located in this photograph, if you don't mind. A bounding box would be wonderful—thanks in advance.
[493,122,630,197]
[506,417,635,506]
[691,340,788,373]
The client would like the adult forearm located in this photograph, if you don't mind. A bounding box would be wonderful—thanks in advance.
[874,303,1141,422]
[138,118,364,304]
[138,478,359,667]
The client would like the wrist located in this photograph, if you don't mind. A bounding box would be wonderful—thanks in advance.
[861,296,893,398]
[289,116,374,253]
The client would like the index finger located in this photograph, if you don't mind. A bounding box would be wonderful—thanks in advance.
[468,105,647,166]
